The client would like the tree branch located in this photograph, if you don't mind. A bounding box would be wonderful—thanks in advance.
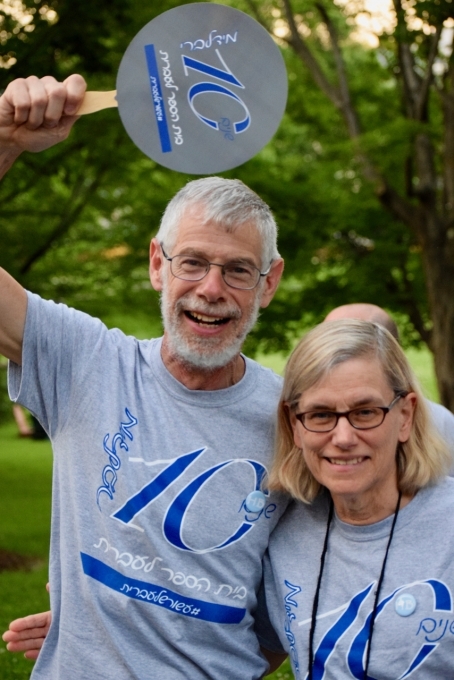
[442,60,454,218]
[405,297,432,346]
[315,2,361,138]
[280,0,343,107]
[393,0,421,118]
[242,0,273,32]
[413,132,437,205]
[416,24,443,121]
[19,161,110,276]
[377,182,418,229]
[0,143,84,205]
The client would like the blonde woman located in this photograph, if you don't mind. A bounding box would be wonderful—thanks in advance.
[257,319,454,679]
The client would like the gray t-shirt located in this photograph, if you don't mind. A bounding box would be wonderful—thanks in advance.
[258,477,454,678]
[9,292,287,680]
[427,400,454,473]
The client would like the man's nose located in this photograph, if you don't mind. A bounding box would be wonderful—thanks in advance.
[195,264,227,300]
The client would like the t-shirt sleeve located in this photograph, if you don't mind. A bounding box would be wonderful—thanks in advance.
[8,292,117,437]
[254,571,286,654]
[427,400,454,475]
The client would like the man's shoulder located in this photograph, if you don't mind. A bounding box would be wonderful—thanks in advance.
[427,399,454,424]
[243,355,283,396]
[26,290,160,347]
[243,355,283,384]
[426,398,454,448]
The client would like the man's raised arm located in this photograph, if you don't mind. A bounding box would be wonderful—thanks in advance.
[0,74,87,363]
[0,268,27,365]
[0,74,86,178]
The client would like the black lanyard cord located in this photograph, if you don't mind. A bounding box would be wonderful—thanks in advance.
[308,491,402,680]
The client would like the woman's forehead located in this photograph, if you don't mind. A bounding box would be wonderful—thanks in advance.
[298,356,391,404]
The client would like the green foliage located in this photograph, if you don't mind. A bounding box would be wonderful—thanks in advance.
[0,0,191,327]
[0,423,52,679]
[0,0,444,357]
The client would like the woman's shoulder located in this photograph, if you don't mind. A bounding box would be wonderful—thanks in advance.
[420,476,454,504]
[269,493,330,547]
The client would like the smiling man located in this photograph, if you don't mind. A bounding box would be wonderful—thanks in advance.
[0,75,286,679]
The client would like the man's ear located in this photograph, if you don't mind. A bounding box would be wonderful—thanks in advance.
[258,258,284,309]
[149,239,164,292]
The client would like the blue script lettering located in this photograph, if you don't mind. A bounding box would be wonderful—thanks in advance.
[97,409,138,507]
[284,580,302,675]
[180,29,238,52]
[417,617,454,642]
[238,499,276,523]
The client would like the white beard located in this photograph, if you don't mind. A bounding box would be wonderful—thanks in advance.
[160,283,262,371]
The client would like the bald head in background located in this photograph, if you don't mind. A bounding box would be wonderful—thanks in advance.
[325,303,399,340]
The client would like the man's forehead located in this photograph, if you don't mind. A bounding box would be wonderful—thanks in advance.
[178,203,257,232]
[173,209,263,259]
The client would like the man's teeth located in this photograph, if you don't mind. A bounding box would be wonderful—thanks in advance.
[190,312,226,325]
[328,457,365,466]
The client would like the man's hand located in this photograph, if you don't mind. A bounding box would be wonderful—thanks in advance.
[2,610,52,661]
[0,74,86,166]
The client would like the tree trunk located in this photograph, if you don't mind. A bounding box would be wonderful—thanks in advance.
[420,228,454,410]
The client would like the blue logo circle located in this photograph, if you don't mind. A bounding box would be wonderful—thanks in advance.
[395,593,417,617]
[245,490,266,513]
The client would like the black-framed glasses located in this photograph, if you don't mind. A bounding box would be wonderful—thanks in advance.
[295,393,406,433]
[160,244,271,290]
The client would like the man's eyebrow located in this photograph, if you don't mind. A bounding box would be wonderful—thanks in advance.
[176,248,259,267]
[174,247,206,257]
[225,256,259,267]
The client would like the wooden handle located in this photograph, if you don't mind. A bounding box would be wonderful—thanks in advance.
[76,91,118,115]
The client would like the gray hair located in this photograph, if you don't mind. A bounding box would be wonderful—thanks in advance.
[156,177,279,268]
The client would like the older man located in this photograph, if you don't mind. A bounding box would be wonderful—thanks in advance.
[0,76,286,679]
[325,303,454,465]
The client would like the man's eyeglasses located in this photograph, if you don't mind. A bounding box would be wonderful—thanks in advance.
[160,244,271,290]
[295,393,406,433]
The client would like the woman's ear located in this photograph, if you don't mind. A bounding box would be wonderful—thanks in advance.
[287,403,303,449]
[398,392,417,443]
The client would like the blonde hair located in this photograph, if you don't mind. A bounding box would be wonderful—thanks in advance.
[268,320,451,503]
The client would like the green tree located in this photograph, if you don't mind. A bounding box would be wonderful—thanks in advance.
[2,0,454,410]
[231,0,454,408]
[0,0,187,323]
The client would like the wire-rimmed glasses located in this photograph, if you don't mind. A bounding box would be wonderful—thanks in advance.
[160,244,271,290]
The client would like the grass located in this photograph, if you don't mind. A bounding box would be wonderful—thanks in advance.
[0,344,439,679]
[0,423,52,679]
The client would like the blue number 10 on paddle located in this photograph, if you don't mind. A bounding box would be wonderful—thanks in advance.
[115,3,287,175]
